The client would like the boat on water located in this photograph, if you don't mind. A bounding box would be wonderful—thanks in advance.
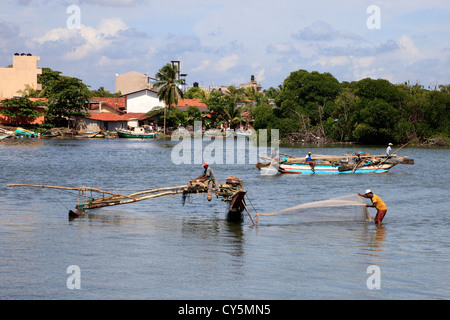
[235,128,253,138]
[182,175,249,223]
[257,152,414,174]
[8,175,252,224]
[117,127,158,138]
[204,128,233,138]
[73,131,101,138]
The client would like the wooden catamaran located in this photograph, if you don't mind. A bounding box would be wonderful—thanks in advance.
[7,176,252,223]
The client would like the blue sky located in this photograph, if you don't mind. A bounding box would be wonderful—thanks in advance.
[1,0,449,92]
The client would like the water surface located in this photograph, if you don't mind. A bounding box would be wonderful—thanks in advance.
[0,138,448,299]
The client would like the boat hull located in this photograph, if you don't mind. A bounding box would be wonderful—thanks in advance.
[278,162,395,174]
[225,190,247,222]
[117,131,157,138]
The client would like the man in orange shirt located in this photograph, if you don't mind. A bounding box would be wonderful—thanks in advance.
[358,189,387,225]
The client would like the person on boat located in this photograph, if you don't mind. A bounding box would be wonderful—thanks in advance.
[358,189,387,225]
[201,162,218,201]
[386,143,393,157]
[305,152,315,173]
[354,152,363,164]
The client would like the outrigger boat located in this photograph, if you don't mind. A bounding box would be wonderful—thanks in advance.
[257,151,414,174]
[7,176,253,224]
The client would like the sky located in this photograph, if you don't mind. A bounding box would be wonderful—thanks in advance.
[1,0,449,93]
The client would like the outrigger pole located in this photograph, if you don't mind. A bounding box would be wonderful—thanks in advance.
[7,183,188,217]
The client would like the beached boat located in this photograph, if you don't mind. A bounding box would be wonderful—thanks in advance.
[0,134,10,140]
[15,127,38,138]
[117,127,158,138]
[257,152,414,174]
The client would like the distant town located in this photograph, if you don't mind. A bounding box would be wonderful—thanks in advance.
[0,54,264,137]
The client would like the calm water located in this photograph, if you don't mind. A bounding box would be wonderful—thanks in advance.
[0,138,449,300]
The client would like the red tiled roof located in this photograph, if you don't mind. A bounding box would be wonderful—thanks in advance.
[174,99,207,108]
[87,112,149,122]
[87,113,127,121]
[89,97,126,113]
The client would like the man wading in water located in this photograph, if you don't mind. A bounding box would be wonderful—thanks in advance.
[358,189,387,225]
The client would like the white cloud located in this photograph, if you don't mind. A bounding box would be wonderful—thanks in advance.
[34,18,129,60]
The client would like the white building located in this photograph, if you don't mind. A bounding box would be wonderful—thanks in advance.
[122,88,165,113]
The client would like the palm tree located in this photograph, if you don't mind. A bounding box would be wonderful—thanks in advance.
[153,63,184,135]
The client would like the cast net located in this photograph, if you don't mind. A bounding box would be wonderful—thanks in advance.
[255,193,372,223]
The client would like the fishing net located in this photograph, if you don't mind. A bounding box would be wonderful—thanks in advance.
[255,193,372,223]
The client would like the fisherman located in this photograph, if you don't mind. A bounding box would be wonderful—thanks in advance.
[386,143,393,157]
[358,189,387,225]
[354,151,363,164]
[202,162,218,201]
[305,152,315,173]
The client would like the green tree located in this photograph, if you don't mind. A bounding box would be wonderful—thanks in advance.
[46,76,91,127]
[184,87,206,99]
[204,89,227,126]
[90,86,121,98]
[186,106,202,126]
[153,63,184,134]
[0,97,44,126]
[275,69,340,138]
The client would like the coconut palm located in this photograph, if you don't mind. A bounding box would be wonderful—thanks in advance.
[154,63,184,135]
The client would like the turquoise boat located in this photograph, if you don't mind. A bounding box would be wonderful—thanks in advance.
[257,153,414,174]
[15,127,38,138]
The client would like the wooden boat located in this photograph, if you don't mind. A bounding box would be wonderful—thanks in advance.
[117,127,158,138]
[257,153,414,174]
[204,128,233,138]
[181,176,250,223]
[7,177,253,224]
[73,131,100,138]
[0,134,10,140]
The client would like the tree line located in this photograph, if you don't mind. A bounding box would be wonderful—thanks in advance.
[2,65,448,146]
[254,70,449,145]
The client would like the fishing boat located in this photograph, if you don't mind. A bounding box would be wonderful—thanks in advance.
[235,128,253,138]
[204,128,233,138]
[73,131,101,138]
[15,127,38,138]
[0,134,10,140]
[7,176,253,224]
[181,176,250,223]
[257,152,414,174]
[117,127,158,138]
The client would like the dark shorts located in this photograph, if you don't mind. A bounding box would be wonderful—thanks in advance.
[374,210,387,224]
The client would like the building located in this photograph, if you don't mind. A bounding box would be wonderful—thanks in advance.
[122,88,164,113]
[115,71,154,95]
[0,53,42,98]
